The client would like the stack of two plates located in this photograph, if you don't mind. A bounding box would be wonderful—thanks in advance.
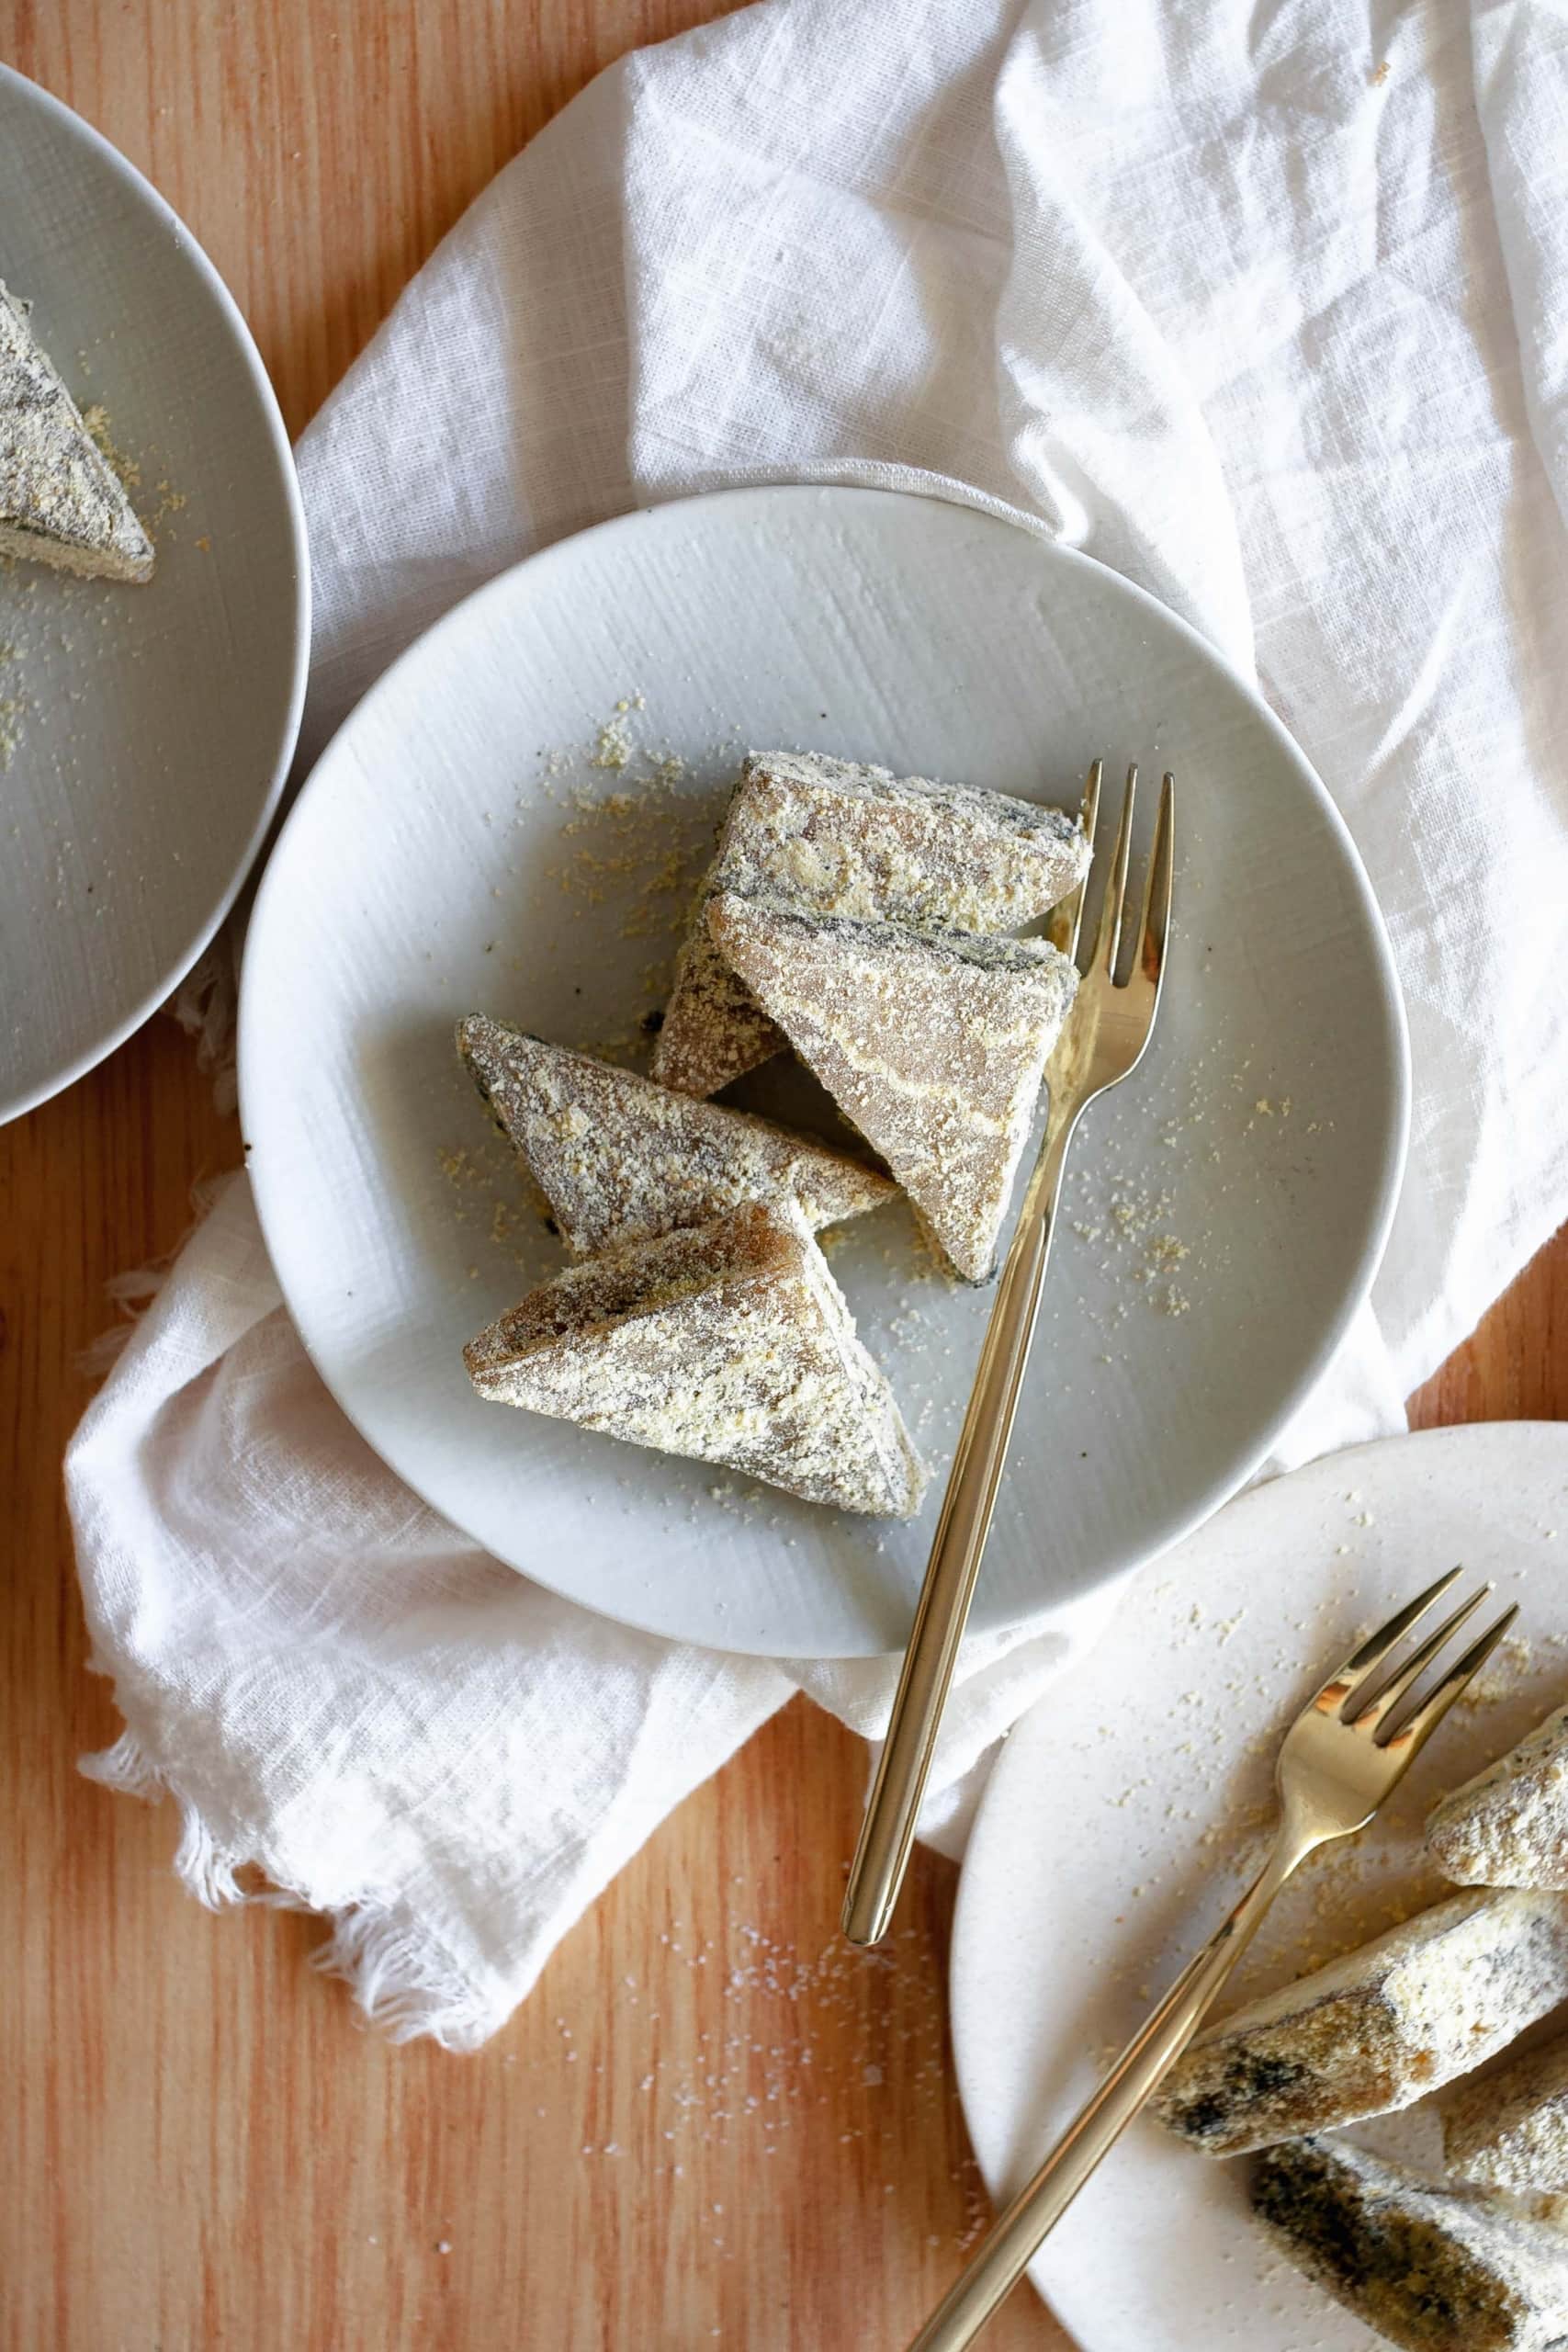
[236,481,1434,2348]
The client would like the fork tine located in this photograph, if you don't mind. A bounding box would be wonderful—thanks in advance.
[1347,1585,1492,1729]
[1310,1566,1463,1713]
[1051,760,1102,963]
[1382,1604,1521,1758]
[1090,765,1136,978]
[1138,774,1175,987]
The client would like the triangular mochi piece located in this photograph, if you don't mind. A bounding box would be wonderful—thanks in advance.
[0,283,153,582]
[457,1016,895,1253]
[649,920,787,1100]
[652,750,1089,1097]
[1254,2138,1568,2352]
[1153,1889,1568,2156]
[1427,1697,1568,1889]
[1442,2026,1568,2191]
[708,895,1077,1283]
[464,1198,926,1518]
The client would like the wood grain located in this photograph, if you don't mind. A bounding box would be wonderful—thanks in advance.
[0,7,1563,2348]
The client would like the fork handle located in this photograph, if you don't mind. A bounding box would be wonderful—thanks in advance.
[907,1829,1309,2352]
[842,1114,1077,1950]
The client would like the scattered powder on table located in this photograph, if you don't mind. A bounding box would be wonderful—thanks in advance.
[531,1910,994,2253]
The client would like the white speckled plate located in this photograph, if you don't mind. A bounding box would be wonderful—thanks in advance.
[0,67,308,1124]
[239,483,1406,1658]
[951,1423,1568,2352]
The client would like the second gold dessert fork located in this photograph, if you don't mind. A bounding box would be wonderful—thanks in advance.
[905,1566,1518,2349]
[842,758,1172,1949]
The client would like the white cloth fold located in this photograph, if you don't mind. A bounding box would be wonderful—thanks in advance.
[68,0,1568,2044]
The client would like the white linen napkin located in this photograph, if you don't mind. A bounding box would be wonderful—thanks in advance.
[67,0,1568,2046]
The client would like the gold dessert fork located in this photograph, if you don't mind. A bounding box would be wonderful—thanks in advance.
[843,758,1172,1950]
[906,1567,1518,2350]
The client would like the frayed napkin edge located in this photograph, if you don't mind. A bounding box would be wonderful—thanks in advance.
[79,1727,509,2052]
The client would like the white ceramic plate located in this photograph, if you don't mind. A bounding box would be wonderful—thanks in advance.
[240,484,1406,1658]
[951,1422,1568,2352]
[0,67,308,1124]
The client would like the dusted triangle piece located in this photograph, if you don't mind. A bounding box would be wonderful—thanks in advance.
[649,922,788,1101]
[0,283,153,582]
[1254,2138,1568,2352]
[1153,1889,1568,2158]
[457,1016,896,1253]
[463,1198,927,1518]
[1444,2029,1568,2193]
[1427,1697,1568,1890]
[653,750,1089,1097]
[707,894,1077,1283]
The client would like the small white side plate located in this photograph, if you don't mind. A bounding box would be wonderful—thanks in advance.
[951,1422,1568,2352]
[240,484,1406,1658]
[0,67,308,1123]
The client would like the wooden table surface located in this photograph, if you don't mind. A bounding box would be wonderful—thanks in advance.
[3,6,1565,2348]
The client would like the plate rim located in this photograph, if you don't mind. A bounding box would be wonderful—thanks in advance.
[238,480,1411,1659]
[0,62,310,1126]
[948,1419,1568,2340]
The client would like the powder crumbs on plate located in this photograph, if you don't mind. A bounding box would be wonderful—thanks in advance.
[1455,1633,1534,1711]
[1068,1172,1199,1326]
[435,1136,560,1281]
[436,1143,485,1193]
[83,402,188,534]
[0,640,28,770]
[81,401,141,492]
[590,692,649,772]
[592,716,634,771]
[540,721,714,956]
